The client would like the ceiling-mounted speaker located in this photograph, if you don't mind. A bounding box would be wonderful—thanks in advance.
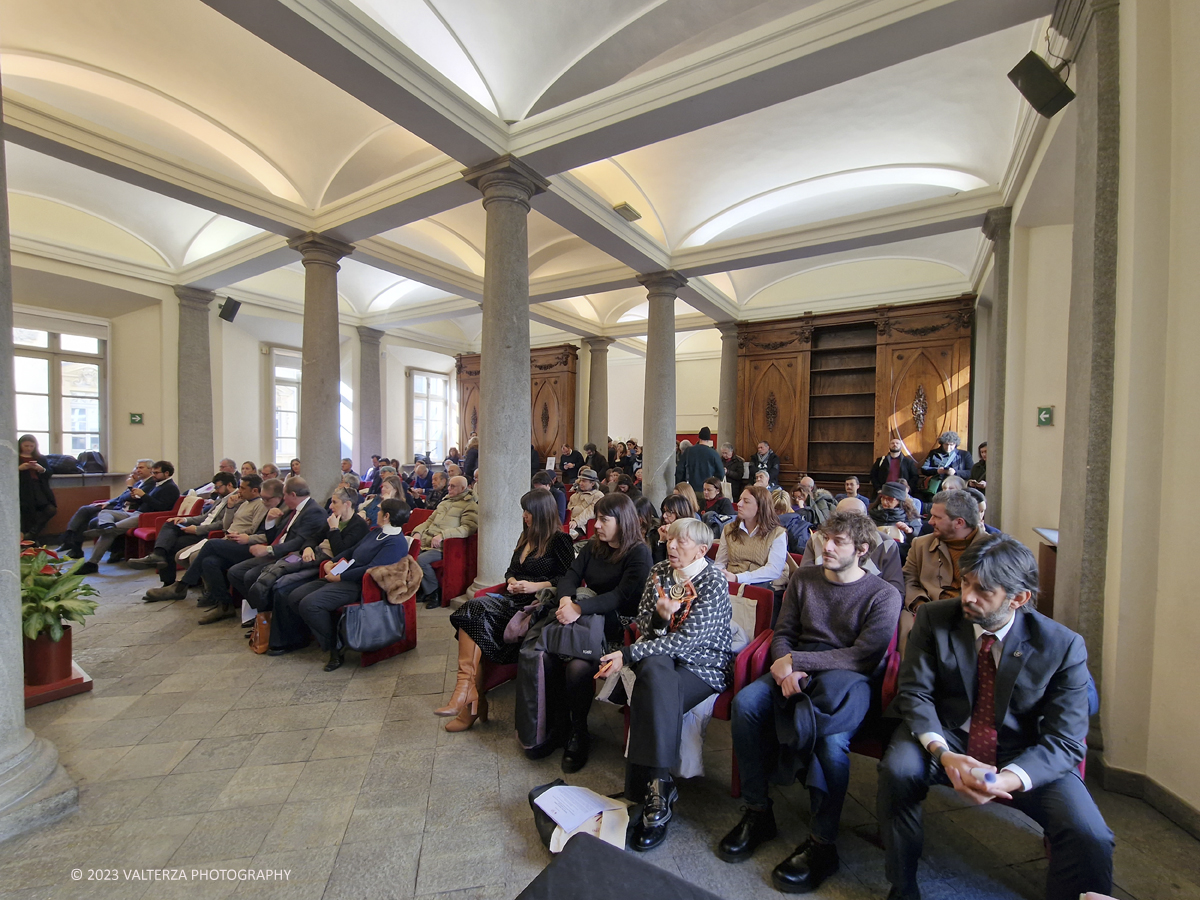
[218,298,241,322]
[1008,51,1075,118]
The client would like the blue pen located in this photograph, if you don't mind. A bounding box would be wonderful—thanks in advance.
[970,767,997,784]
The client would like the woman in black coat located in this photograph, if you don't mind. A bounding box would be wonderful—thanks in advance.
[18,434,56,543]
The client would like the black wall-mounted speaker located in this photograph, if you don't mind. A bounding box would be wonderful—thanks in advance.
[1008,52,1075,118]
[218,298,241,322]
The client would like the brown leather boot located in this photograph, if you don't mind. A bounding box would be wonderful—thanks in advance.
[435,632,482,717]
[445,648,488,733]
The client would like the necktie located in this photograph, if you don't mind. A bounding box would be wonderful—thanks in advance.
[271,510,294,545]
[967,633,998,765]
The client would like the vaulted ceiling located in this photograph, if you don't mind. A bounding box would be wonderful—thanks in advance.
[4,0,1063,358]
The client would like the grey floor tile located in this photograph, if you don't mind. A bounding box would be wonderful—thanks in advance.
[169,804,282,865]
[257,796,356,853]
[172,734,264,774]
[285,755,371,802]
[244,729,323,767]
[324,835,421,899]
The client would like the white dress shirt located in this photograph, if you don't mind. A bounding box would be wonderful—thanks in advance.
[917,613,1033,791]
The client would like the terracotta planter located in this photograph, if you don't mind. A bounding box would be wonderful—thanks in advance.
[24,625,74,686]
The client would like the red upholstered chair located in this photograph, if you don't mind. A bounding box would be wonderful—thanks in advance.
[129,496,187,558]
[430,533,478,605]
[718,583,775,797]
[404,508,433,535]
[351,568,418,666]
[847,626,903,761]
[472,583,520,693]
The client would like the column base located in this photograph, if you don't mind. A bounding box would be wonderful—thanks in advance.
[0,735,78,844]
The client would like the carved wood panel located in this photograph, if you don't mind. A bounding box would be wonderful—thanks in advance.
[740,355,801,480]
[886,347,956,456]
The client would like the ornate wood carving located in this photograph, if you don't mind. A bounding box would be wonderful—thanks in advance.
[911,384,928,433]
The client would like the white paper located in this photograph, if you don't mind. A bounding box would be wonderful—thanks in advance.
[534,785,625,833]
[548,805,630,853]
[329,558,353,576]
[545,456,556,472]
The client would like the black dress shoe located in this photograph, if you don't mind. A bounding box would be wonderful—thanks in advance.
[642,777,678,827]
[66,545,84,559]
[771,838,839,894]
[717,806,778,863]
[631,818,669,852]
[267,648,290,656]
[560,728,590,773]
[324,649,345,672]
[886,887,921,900]
[523,731,564,760]
[76,562,99,575]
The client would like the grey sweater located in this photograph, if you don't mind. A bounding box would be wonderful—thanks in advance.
[771,566,901,675]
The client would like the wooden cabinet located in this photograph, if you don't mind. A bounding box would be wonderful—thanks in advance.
[737,297,973,492]
[455,344,578,464]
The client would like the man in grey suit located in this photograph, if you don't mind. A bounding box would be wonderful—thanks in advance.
[876,535,1113,900]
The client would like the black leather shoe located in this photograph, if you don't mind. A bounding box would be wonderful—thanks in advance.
[66,545,84,559]
[76,562,99,575]
[523,730,564,760]
[267,648,290,656]
[886,887,922,900]
[717,806,778,863]
[642,777,678,827]
[324,649,345,672]
[630,818,669,852]
[560,728,590,773]
[771,838,839,894]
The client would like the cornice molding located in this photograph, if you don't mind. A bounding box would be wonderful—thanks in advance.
[736,280,970,323]
[10,234,174,285]
[363,296,480,329]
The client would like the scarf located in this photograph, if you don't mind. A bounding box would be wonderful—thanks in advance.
[870,506,905,526]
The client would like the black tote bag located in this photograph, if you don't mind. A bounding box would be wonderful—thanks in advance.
[338,598,405,652]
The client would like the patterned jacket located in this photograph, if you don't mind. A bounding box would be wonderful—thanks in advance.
[622,558,734,692]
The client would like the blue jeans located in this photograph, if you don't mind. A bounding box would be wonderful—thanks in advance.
[730,673,854,843]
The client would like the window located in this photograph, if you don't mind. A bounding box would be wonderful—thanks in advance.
[411,370,449,462]
[13,328,106,456]
[272,349,302,466]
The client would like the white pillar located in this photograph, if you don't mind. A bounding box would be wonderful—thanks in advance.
[287,232,354,503]
[639,271,687,508]
[465,158,548,589]
[717,322,739,452]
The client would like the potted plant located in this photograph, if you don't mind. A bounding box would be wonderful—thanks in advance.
[20,549,99,686]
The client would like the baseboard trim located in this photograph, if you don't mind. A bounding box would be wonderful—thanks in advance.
[1091,752,1200,842]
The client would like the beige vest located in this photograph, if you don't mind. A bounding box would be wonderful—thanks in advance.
[723,522,785,574]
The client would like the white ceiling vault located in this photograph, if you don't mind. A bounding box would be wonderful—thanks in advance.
[3,0,1061,359]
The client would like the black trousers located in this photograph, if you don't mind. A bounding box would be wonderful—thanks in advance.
[182,540,253,603]
[153,522,201,585]
[20,501,57,540]
[228,556,279,604]
[624,655,713,800]
[61,504,102,543]
[877,724,1114,900]
[285,581,361,652]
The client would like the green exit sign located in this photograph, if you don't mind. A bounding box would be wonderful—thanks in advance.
[1036,406,1054,427]
[130,413,144,425]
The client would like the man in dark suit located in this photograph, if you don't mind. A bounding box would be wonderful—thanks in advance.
[877,535,1113,900]
[78,460,180,573]
[58,459,154,557]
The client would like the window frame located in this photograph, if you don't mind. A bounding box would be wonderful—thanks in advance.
[271,347,303,467]
[13,329,108,459]
[409,368,450,463]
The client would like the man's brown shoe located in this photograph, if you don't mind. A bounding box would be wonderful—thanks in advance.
[198,607,235,625]
[144,582,188,603]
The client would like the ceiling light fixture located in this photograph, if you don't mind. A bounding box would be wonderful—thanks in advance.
[613,202,642,222]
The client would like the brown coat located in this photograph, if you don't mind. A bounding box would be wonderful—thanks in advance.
[901,528,991,611]
[367,555,423,604]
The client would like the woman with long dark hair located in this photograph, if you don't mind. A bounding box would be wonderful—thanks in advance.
[700,476,735,517]
[650,494,695,564]
[18,434,56,543]
[442,490,575,731]
[521,491,652,772]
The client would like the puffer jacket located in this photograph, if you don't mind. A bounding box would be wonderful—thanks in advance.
[411,492,479,542]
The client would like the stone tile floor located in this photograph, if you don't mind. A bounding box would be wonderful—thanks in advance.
[4,564,1198,899]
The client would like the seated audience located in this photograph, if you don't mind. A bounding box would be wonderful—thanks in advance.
[720,443,746,501]
[79,460,179,574]
[869,481,922,551]
[566,467,604,538]
[583,443,607,478]
[193,458,239,496]
[363,454,381,484]
[340,457,358,478]
[411,475,479,608]
[653,495,695,564]
[269,499,410,671]
[59,460,155,557]
[442,490,575,731]
[878,536,1113,900]
[599,517,734,851]
[903,490,989,618]
[531,470,567,523]
[896,477,922,516]
[411,463,432,493]
[672,482,701,514]
[463,435,479,483]
[752,440,781,488]
[968,441,987,491]
[616,473,641,500]
[240,461,258,479]
[139,473,270,600]
[801,476,837,525]
[800,499,905,598]
[260,462,280,480]
[714,485,786,588]
[614,441,634,476]
[834,475,870,511]
[966,487,1002,536]
[635,496,662,561]
[444,447,461,469]
[361,475,403,526]
[18,434,56,544]
[701,477,736,517]
[559,442,585,485]
[753,470,790,511]
[723,510,900,884]
[919,431,973,496]
[871,437,920,492]
[773,493,812,555]
[518,492,652,771]
[720,512,900,892]
[288,458,302,477]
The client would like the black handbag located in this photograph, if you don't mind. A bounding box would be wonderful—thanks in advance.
[540,614,605,661]
[338,597,405,652]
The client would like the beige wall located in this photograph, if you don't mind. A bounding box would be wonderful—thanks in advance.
[382,340,456,463]
[108,305,165,472]
[608,356,645,444]
[213,320,263,471]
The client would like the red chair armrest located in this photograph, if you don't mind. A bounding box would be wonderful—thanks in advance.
[473,583,505,598]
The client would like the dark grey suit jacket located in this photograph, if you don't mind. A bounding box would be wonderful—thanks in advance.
[894,599,1090,788]
[267,499,330,559]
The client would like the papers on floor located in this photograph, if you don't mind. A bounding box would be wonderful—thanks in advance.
[534,785,630,850]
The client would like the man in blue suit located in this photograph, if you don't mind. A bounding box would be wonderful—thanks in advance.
[877,535,1113,900]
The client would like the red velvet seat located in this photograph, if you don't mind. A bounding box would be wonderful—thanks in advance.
[129,497,187,558]
[403,508,433,535]
[350,568,418,666]
[408,533,478,605]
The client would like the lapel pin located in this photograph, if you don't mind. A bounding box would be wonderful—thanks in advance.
[1013,651,1023,658]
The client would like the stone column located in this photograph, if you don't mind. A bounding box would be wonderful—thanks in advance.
[287,232,354,504]
[584,337,614,453]
[717,322,739,452]
[464,157,548,590]
[356,327,384,472]
[639,271,688,508]
[174,286,216,491]
[982,207,1012,531]
[0,90,77,841]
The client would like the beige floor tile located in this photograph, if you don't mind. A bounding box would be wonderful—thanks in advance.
[258,796,356,853]
[135,769,238,819]
[243,729,323,767]
[63,745,133,785]
[106,813,201,867]
[172,734,263,774]
[140,711,227,744]
[212,763,306,810]
[323,835,421,899]
[169,804,282,865]
[309,723,382,760]
[84,715,167,749]
[104,740,199,781]
[285,755,371,802]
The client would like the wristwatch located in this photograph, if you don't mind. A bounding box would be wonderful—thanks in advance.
[929,743,948,764]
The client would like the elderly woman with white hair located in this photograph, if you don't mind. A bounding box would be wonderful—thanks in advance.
[597,516,734,853]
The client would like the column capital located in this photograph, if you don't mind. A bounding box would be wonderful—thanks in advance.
[982,206,1013,242]
[287,231,355,266]
[463,156,549,210]
[583,336,615,352]
[173,285,216,311]
[356,326,384,347]
[716,321,740,339]
[637,270,688,297]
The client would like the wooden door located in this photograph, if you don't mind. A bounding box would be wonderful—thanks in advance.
[531,375,566,463]
[884,345,957,457]
[742,355,801,479]
[455,355,480,450]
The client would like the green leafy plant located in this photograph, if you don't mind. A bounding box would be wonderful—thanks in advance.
[20,549,99,642]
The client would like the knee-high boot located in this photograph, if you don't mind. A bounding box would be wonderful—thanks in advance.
[436,632,481,717]
[445,644,488,732]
